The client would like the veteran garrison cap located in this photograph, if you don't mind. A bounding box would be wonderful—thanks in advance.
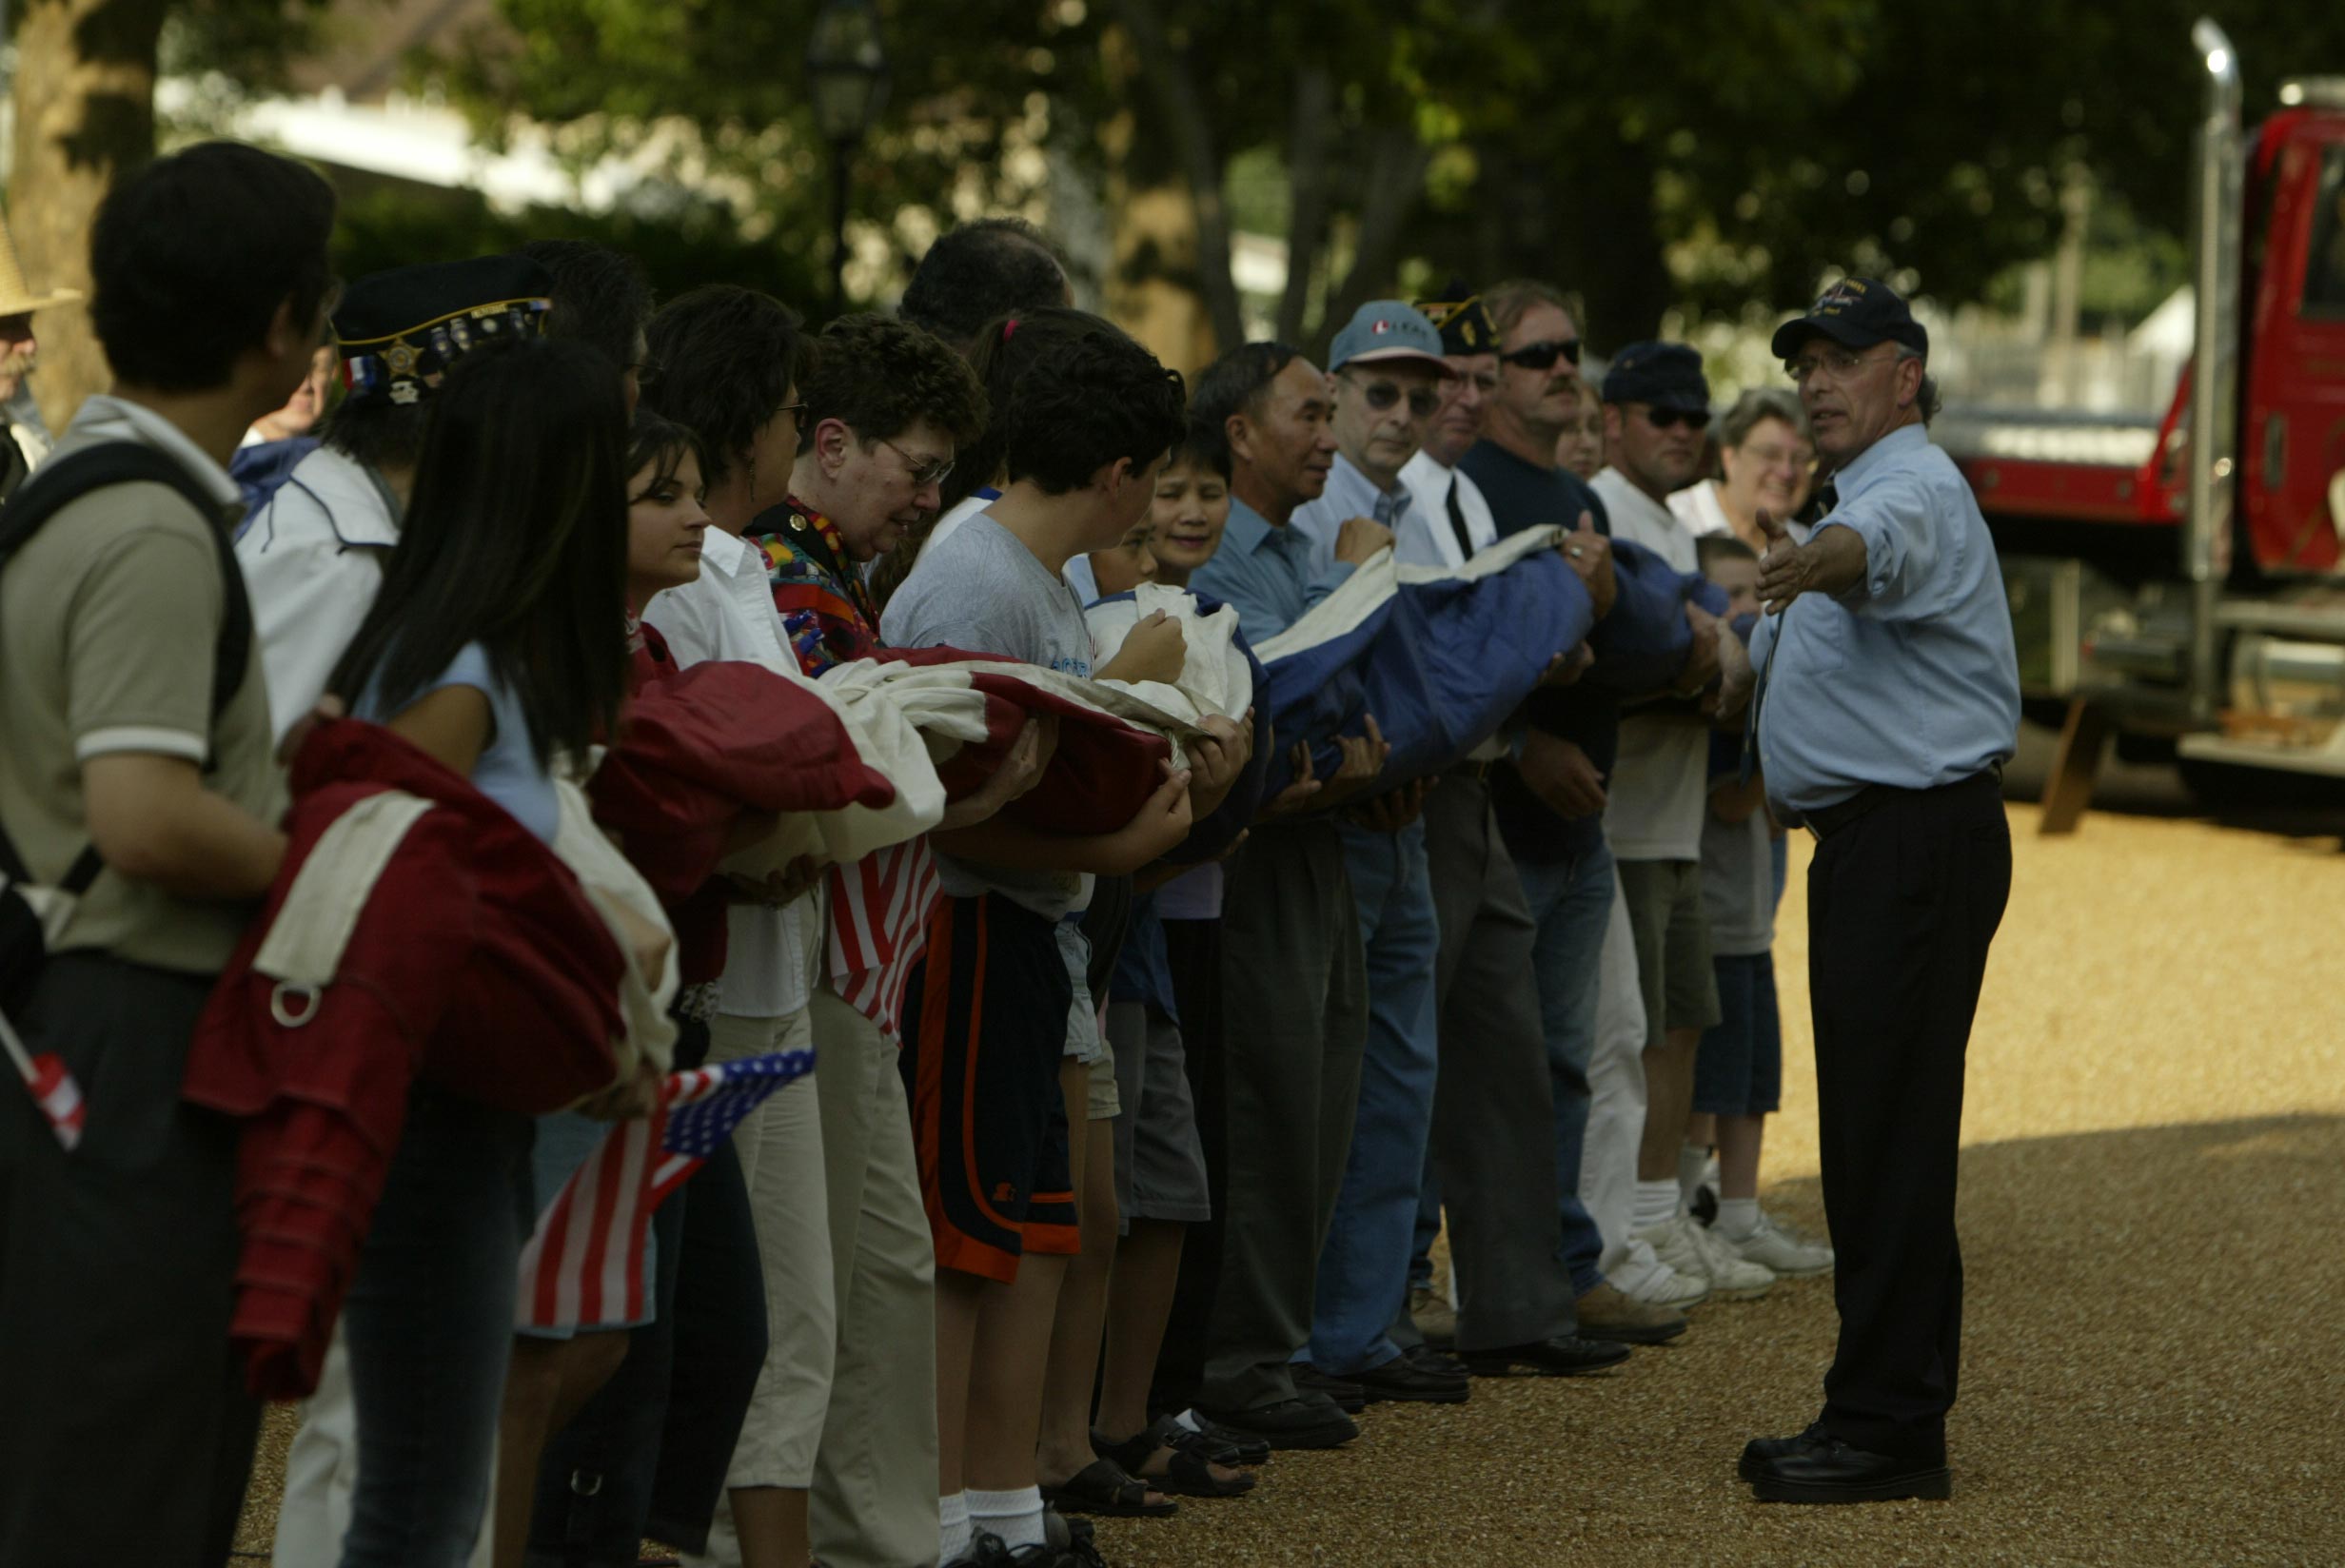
[1413,278,1499,358]
[333,255,555,407]
[1601,341,1710,413]
[1769,274,1928,359]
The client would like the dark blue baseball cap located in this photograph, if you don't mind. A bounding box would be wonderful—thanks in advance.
[1601,341,1709,414]
[1770,275,1928,359]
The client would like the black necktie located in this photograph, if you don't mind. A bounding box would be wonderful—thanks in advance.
[1445,477,1474,561]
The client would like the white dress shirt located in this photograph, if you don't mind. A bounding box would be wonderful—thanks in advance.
[1396,448,1499,569]
[642,526,817,1020]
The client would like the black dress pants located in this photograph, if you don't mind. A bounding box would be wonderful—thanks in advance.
[1807,771,2010,1465]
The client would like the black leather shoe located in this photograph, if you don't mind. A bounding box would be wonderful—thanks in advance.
[1738,1421,1826,1480]
[1194,1396,1358,1450]
[1400,1343,1470,1383]
[1462,1336,1632,1377]
[1293,1363,1368,1412]
[1745,1432,1951,1502]
[1350,1353,1470,1404]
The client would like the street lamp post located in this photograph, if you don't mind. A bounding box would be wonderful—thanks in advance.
[806,0,890,316]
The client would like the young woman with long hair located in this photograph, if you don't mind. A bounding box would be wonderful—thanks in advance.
[326,333,649,1568]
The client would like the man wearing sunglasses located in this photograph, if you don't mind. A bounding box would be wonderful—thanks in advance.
[1286,301,1499,1406]
[1587,343,1770,1313]
[1738,276,2017,1505]
[1461,282,1731,1341]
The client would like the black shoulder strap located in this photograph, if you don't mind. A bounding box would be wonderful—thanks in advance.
[0,441,255,896]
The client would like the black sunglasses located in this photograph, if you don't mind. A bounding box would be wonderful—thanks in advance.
[1499,338,1584,371]
[1346,375,1442,420]
[1640,405,1711,432]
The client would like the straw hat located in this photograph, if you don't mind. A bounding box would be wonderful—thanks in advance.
[0,210,83,316]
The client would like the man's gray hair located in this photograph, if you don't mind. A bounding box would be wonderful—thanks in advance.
[1719,386,1809,450]
[1894,343,1942,424]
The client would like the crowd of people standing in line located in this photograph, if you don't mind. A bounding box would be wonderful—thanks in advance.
[0,133,2020,1568]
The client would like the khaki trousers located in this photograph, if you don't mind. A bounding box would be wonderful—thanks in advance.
[806,986,941,1568]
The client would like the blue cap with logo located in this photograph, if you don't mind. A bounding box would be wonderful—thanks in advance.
[1601,341,1710,414]
[1769,275,1928,359]
[1328,299,1456,378]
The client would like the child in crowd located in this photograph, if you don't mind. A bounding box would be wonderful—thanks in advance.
[328,334,661,1568]
[880,307,1197,1564]
[1038,434,1257,1520]
[1553,378,1606,482]
[1089,427,1264,1495]
[1689,535,1832,1277]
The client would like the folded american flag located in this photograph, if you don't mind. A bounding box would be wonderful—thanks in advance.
[517,1049,817,1331]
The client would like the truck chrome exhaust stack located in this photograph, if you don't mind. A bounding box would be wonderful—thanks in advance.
[2185,18,2244,726]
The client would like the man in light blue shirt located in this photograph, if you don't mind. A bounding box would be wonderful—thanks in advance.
[1739,275,2019,1506]
[1286,303,1488,1402]
[1184,342,1390,1449]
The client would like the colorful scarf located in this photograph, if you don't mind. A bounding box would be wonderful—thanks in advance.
[751,500,884,677]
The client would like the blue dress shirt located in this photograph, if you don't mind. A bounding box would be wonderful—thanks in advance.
[1749,423,2020,813]
[1189,494,1357,642]
[1289,451,1413,578]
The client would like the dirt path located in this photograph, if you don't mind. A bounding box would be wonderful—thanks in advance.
[240,781,2345,1566]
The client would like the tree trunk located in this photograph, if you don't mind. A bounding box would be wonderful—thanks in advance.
[1312,124,1429,357]
[1271,65,1332,345]
[8,0,168,430]
[1108,0,1244,354]
[1562,136,1669,353]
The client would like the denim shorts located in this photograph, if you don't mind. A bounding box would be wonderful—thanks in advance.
[1692,951,1783,1117]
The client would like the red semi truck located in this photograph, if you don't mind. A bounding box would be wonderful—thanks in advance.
[1941,20,2345,824]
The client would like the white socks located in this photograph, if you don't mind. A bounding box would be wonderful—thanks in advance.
[1678,1142,1710,1207]
[1633,1178,1681,1236]
[939,1492,973,1563]
[969,1484,1047,1551]
[1717,1197,1761,1241]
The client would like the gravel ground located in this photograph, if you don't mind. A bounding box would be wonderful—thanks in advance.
[239,748,2345,1567]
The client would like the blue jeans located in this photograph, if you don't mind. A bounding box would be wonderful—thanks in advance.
[1513,843,1616,1297]
[1310,817,1442,1375]
[340,1088,535,1568]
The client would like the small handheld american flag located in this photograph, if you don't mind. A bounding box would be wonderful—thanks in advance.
[517,1049,816,1331]
[1,1008,85,1151]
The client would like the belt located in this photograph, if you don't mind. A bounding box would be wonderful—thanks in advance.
[1802,764,2002,841]
[1447,757,1498,784]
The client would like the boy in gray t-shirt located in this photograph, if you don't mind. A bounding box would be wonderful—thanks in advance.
[876,310,1199,1563]
[885,510,1100,920]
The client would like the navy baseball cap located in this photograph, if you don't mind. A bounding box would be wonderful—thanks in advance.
[1601,341,1710,414]
[1770,275,1928,359]
[1328,299,1455,377]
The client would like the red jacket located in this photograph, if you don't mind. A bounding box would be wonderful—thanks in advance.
[185,719,625,1400]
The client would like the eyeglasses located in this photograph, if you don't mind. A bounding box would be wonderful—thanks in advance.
[1498,338,1584,371]
[1784,346,1897,383]
[1639,405,1711,432]
[1345,374,1442,420]
[629,356,663,390]
[879,434,955,489]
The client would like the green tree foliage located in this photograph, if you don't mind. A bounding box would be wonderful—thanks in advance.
[424,0,2345,350]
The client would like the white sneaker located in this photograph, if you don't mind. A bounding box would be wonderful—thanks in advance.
[1609,1234,1710,1309]
[1644,1214,1774,1301]
[1723,1209,1835,1277]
